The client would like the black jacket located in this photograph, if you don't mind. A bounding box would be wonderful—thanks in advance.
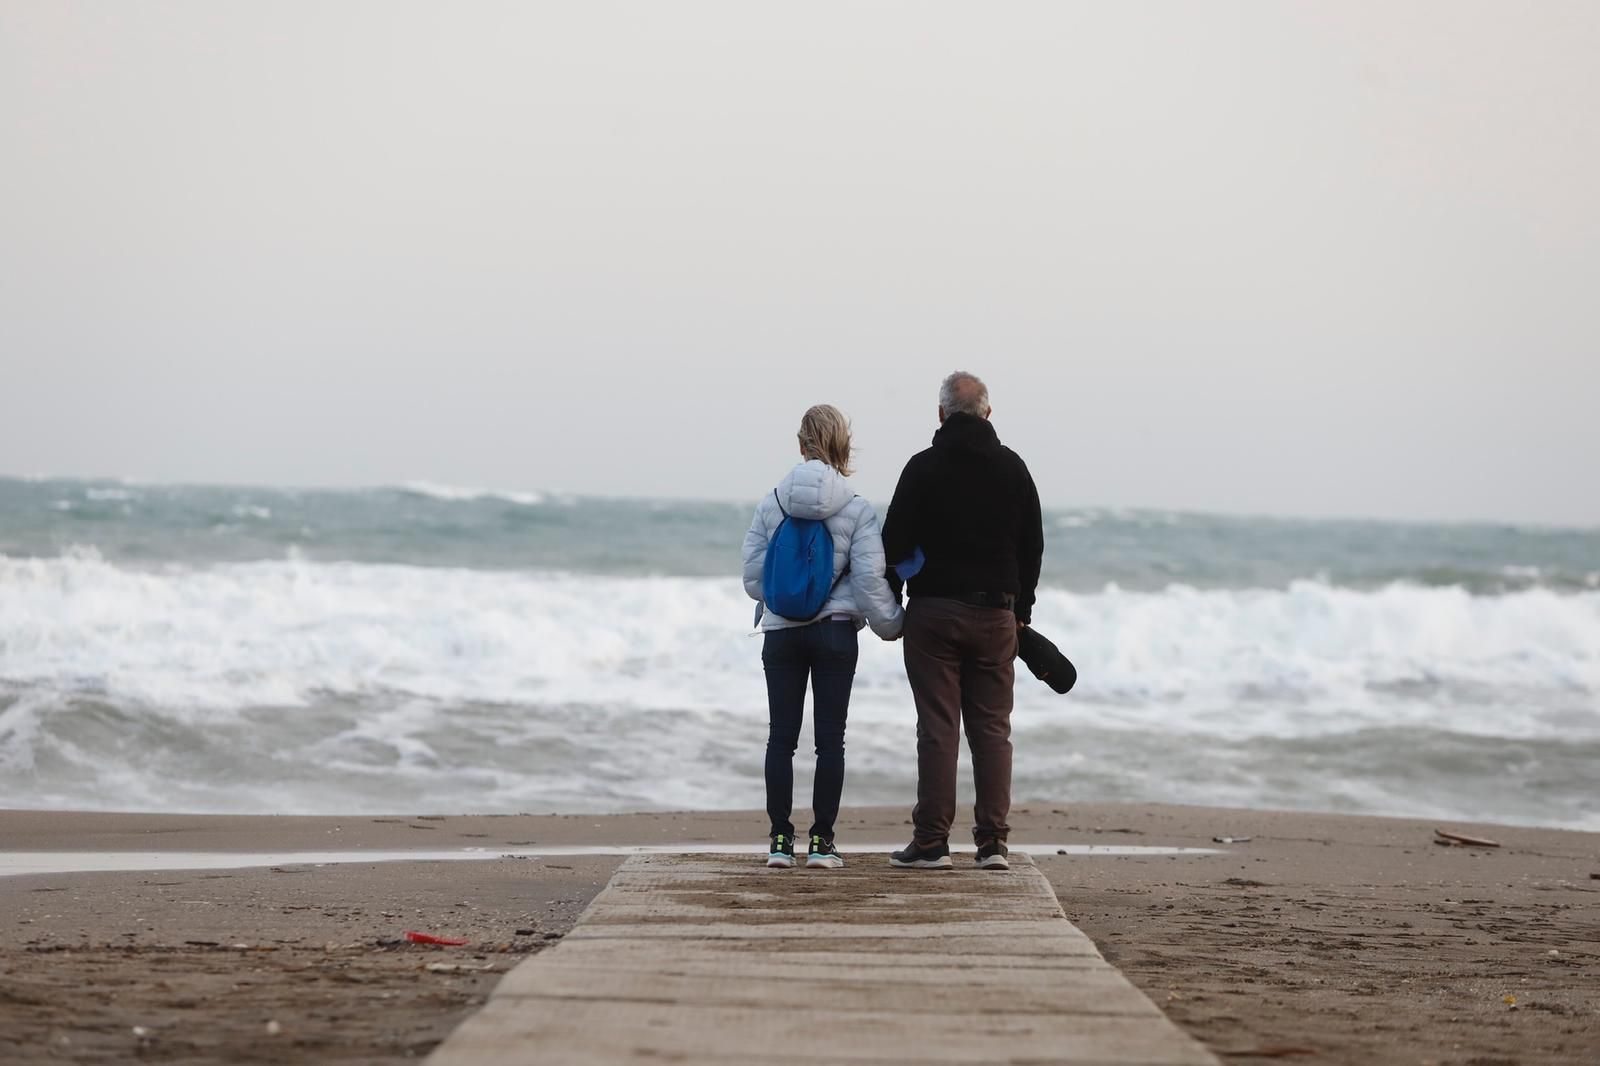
[881,413,1045,624]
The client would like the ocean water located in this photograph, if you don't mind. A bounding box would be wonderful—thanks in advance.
[1,477,1597,830]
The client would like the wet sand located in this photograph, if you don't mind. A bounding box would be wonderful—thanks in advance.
[2,804,1596,1064]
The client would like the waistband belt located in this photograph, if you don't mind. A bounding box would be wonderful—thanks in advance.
[953,591,1016,610]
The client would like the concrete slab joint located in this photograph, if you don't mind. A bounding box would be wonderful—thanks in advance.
[428,853,1220,1065]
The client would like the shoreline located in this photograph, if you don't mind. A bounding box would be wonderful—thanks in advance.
[5,799,1596,847]
[1,842,1223,879]
[3,803,1596,1064]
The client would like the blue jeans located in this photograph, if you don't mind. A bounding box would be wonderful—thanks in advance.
[761,620,859,841]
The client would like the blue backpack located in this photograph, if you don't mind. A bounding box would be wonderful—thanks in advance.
[761,490,848,621]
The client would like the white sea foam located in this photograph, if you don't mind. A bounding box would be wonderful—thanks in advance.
[0,843,1221,878]
[1,554,1596,823]
[399,481,545,507]
[2,555,1594,722]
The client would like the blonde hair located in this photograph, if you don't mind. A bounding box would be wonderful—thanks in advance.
[797,404,854,477]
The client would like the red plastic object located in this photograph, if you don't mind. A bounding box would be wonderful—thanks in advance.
[404,931,469,946]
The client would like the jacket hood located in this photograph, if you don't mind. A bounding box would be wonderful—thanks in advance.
[775,459,854,520]
[932,412,1002,454]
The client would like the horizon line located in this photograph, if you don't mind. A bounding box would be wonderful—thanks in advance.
[3,471,1597,534]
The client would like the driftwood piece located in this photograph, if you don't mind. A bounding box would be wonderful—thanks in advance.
[1433,828,1501,848]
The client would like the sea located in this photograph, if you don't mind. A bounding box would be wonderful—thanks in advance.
[1,476,1597,831]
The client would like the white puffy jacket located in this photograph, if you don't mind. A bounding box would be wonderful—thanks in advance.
[742,459,905,638]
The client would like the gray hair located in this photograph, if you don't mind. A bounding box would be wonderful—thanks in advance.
[938,371,991,417]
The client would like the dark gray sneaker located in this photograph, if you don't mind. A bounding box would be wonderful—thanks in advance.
[767,834,795,868]
[975,840,1010,870]
[806,835,845,869]
[889,840,952,869]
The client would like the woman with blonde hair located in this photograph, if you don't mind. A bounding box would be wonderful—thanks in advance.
[742,404,904,868]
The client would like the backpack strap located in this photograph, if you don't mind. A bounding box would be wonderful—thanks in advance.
[772,489,788,520]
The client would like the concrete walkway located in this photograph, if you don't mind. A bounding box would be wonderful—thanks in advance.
[428,853,1219,1065]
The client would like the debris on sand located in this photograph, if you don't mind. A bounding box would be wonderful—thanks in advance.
[1221,1047,1319,1058]
[404,931,469,946]
[1433,829,1500,848]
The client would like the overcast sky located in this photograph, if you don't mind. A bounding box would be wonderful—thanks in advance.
[2,3,1596,525]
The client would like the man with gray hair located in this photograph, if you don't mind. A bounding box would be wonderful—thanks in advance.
[881,371,1044,870]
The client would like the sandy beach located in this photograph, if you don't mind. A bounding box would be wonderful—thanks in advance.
[1,803,1595,1064]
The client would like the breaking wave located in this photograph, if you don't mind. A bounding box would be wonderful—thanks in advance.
[1,552,1596,825]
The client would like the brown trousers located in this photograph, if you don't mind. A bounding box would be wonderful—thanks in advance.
[903,597,1018,846]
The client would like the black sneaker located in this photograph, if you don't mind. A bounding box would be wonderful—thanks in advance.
[889,840,952,869]
[767,834,795,868]
[806,835,844,869]
[975,840,1010,870]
